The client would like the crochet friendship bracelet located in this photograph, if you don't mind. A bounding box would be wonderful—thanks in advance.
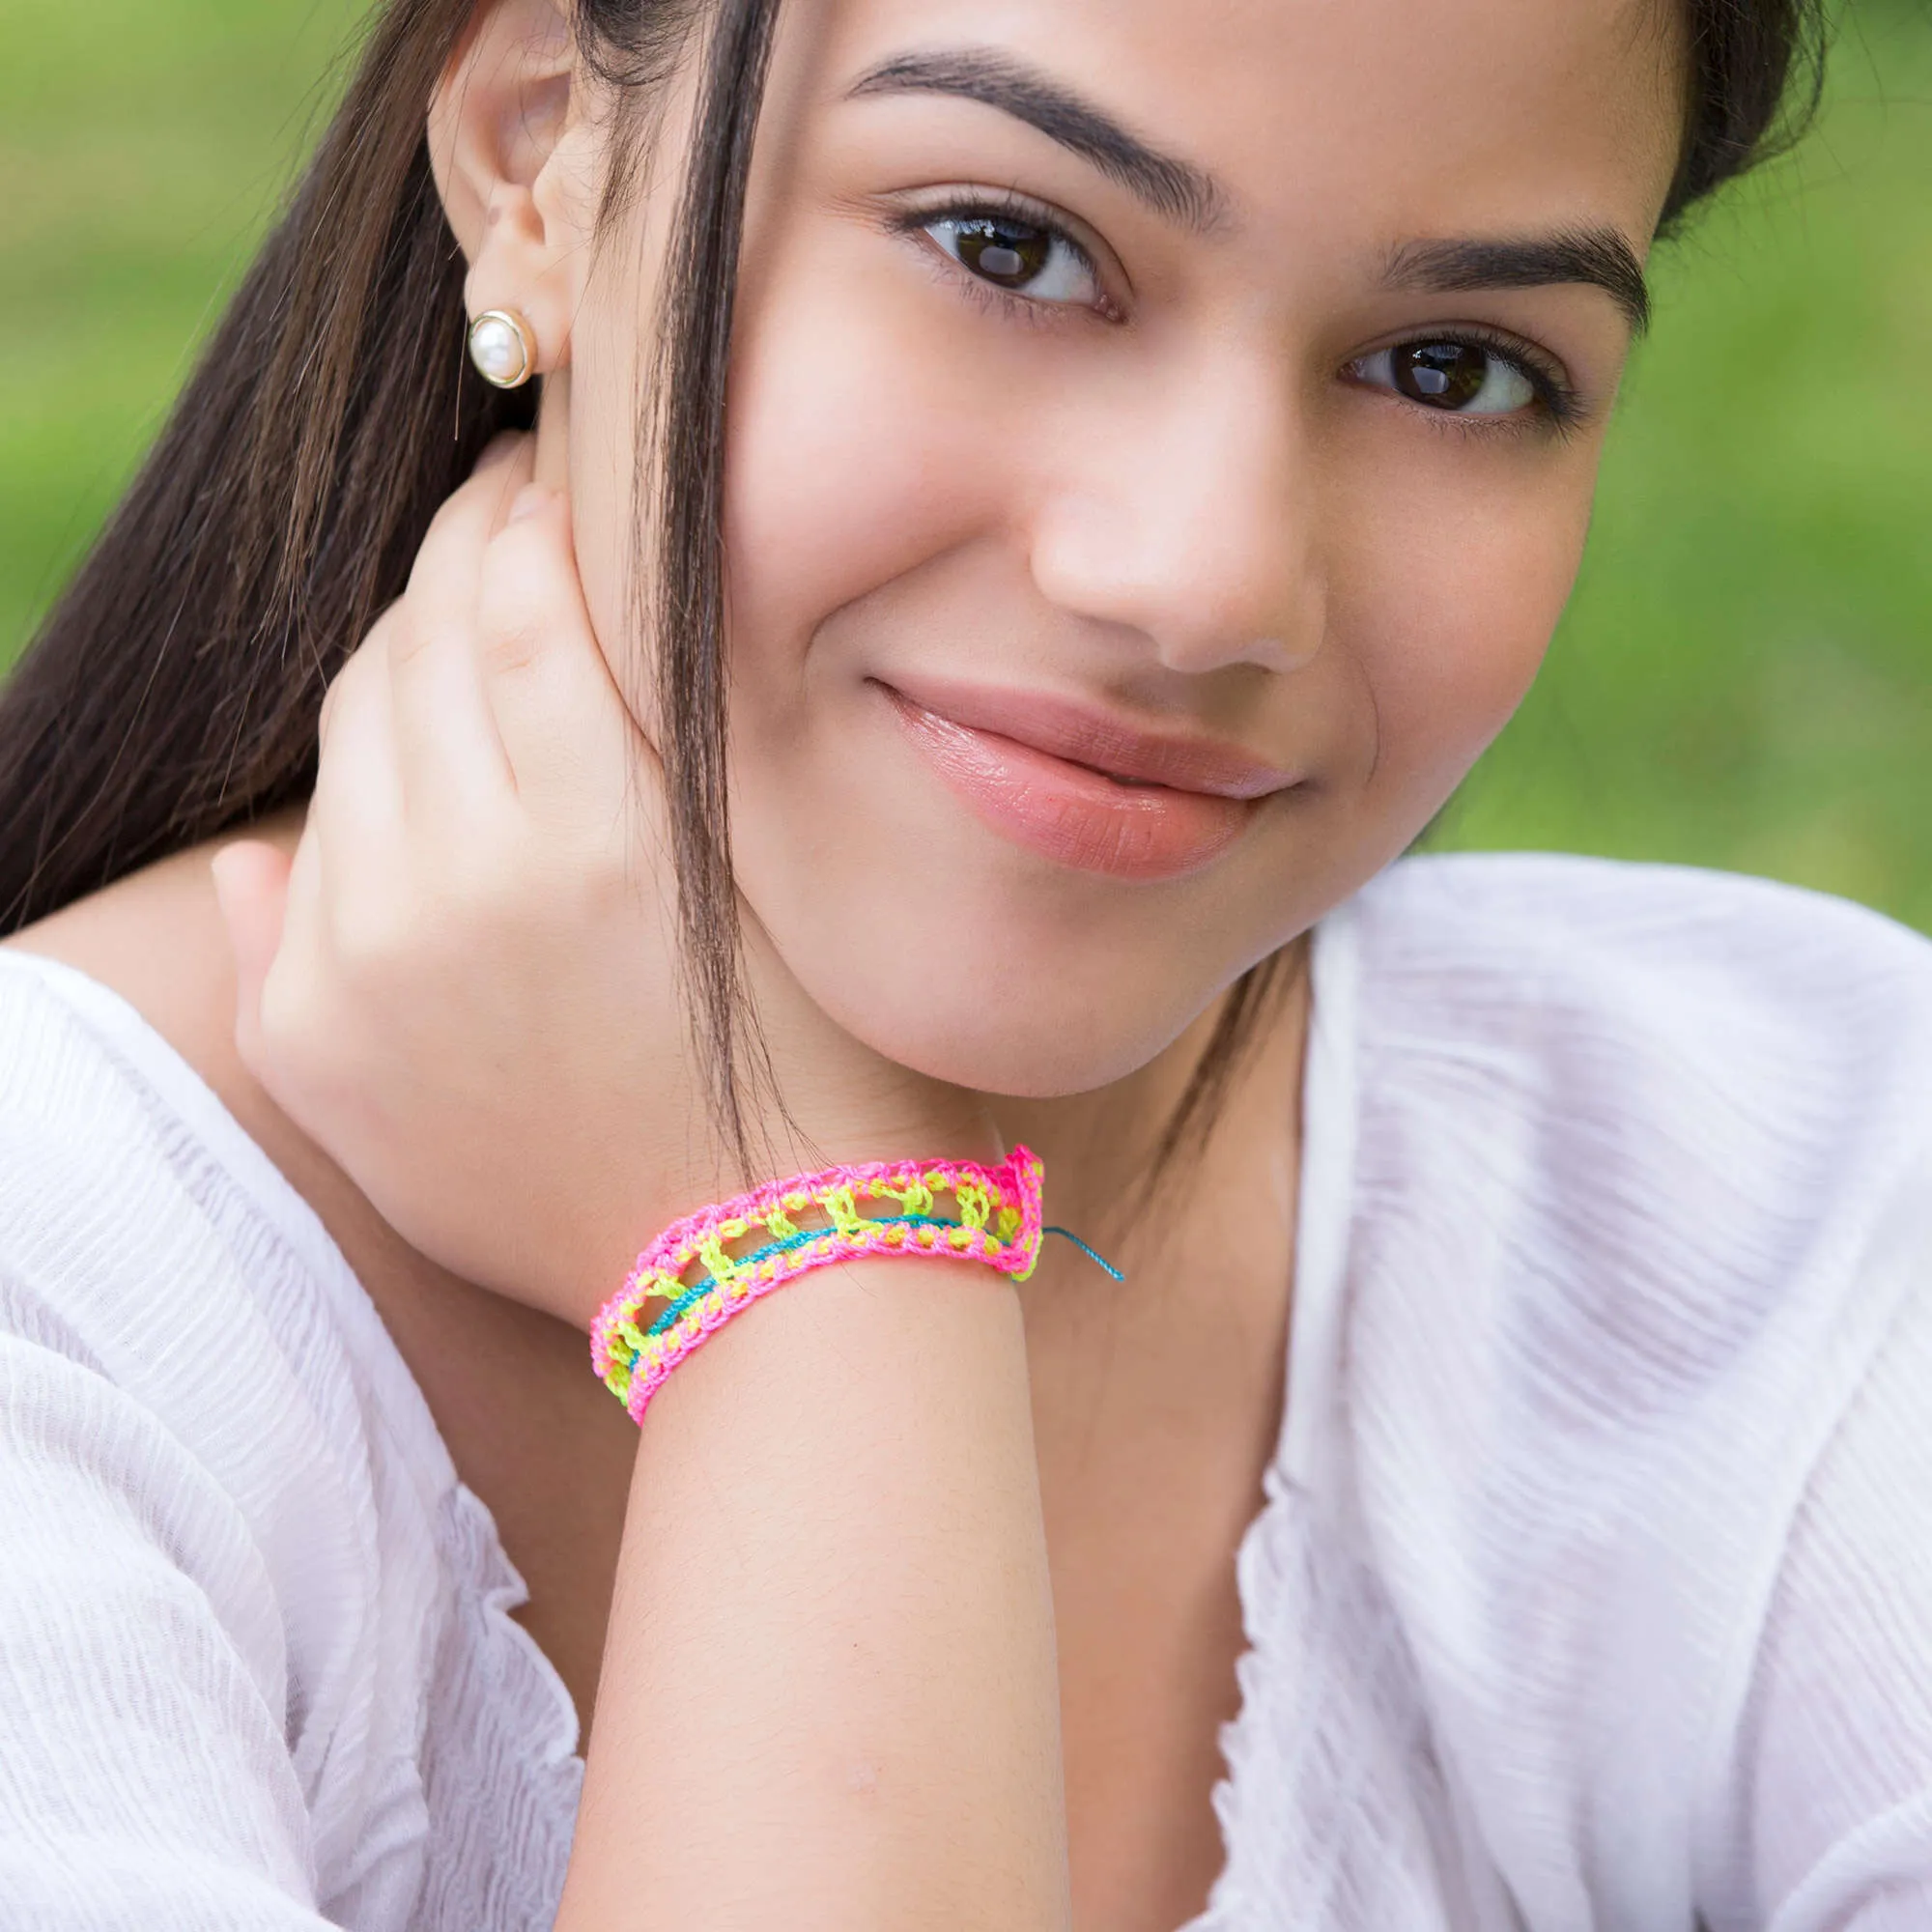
[590,1145,1047,1425]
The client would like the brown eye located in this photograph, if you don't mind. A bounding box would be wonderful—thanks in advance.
[955,218,1049,288]
[1396,343,1487,408]
[923,211,1100,307]
[1351,339,1539,416]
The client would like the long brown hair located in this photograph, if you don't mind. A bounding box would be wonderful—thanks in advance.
[0,0,1828,1161]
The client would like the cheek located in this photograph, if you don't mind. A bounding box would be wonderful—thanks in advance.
[563,246,1006,741]
[1338,447,1596,816]
[722,274,1016,687]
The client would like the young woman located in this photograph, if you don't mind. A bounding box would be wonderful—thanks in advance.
[3,0,1926,1925]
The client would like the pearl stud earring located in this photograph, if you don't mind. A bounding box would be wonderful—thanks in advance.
[467,309,536,389]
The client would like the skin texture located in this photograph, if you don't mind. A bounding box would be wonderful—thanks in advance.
[8,0,1688,1924]
[568,0,1682,1093]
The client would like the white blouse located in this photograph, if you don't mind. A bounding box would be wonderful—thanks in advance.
[1,853,1928,1931]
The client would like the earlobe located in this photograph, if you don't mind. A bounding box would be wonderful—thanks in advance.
[427,0,584,376]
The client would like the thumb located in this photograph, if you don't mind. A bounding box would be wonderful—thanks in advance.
[210,840,293,1079]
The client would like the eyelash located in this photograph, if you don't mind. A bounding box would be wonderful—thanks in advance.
[1351,324,1587,437]
[889,194,1586,434]
[887,189,1123,325]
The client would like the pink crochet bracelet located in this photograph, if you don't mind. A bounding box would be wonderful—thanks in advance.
[590,1145,1046,1424]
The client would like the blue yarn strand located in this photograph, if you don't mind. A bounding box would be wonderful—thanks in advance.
[642,1210,1124,1346]
[645,1213,967,1338]
[1043,1226,1126,1282]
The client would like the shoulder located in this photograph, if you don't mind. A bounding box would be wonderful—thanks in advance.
[1343,852,1932,1234]
[0,940,457,1515]
[0,948,582,1923]
[1318,856,1932,1919]
[1352,848,1932,1073]
[0,945,388,1406]
[1337,854,1931,1397]
[0,946,457,1815]
[1335,851,1932,1442]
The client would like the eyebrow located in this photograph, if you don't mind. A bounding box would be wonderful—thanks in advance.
[848,48,1225,233]
[847,50,1649,332]
[1385,231,1651,334]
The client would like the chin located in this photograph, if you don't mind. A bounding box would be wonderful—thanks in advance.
[838,997,1174,1102]
[773,912,1221,1102]
[868,1012,1158,1101]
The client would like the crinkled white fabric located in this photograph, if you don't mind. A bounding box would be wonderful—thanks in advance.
[0,952,582,1929]
[1189,857,1932,1932]
[1,854,1929,1931]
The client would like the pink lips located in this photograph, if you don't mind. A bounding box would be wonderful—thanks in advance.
[879,678,1294,882]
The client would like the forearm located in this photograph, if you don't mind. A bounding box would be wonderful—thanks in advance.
[555,1262,1071,1932]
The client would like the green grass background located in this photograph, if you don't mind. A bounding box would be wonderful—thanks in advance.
[3,1,1927,928]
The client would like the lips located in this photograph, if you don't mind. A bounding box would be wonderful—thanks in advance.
[878,678,1294,882]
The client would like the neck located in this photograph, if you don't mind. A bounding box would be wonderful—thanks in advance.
[988,942,1313,1292]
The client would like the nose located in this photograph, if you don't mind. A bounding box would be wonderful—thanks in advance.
[1027,356,1324,677]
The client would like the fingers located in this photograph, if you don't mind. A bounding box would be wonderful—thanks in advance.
[308,439,662,1000]
[400,433,532,620]
[314,632,405,863]
[385,436,534,831]
[475,484,655,833]
[216,806,384,1152]
[210,840,293,1085]
[257,639,417,1138]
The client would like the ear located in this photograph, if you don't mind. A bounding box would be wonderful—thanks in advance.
[429,0,593,376]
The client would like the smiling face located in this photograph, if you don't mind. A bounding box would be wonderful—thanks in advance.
[563,0,1685,1096]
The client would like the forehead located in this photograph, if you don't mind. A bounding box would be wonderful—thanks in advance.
[805,0,1685,251]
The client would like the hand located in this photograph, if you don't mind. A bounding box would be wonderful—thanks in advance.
[213,435,991,1328]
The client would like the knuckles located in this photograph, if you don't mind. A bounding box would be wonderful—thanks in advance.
[476,537,577,673]
[319,631,388,742]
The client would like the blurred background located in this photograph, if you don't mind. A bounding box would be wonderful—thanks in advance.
[2,0,1927,928]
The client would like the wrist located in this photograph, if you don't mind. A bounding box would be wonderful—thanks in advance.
[591,1140,1044,1425]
